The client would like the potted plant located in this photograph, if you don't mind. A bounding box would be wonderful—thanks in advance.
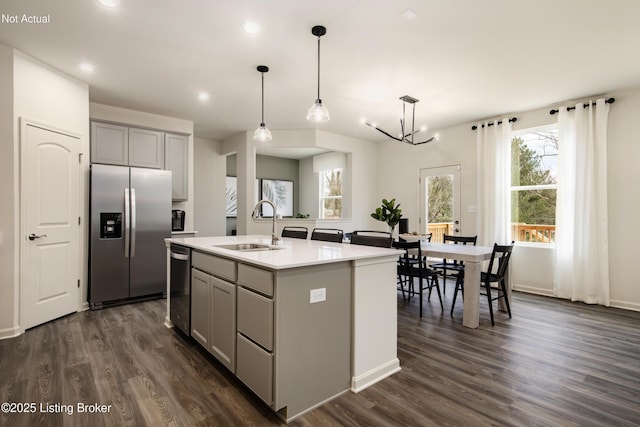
[371,198,402,238]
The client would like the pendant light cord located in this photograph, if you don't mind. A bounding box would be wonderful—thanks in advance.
[261,71,265,124]
[316,37,321,100]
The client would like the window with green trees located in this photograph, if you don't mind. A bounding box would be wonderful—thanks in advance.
[319,168,342,219]
[511,126,558,243]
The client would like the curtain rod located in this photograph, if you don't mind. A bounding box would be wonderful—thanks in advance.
[471,117,517,131]
[549,97,615,115]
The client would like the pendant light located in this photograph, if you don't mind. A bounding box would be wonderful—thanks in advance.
[306,25,330,123]
[253,65,272,142]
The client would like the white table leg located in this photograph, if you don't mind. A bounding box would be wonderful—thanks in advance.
[463,260,480,328]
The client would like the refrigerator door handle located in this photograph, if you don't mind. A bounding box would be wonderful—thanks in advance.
[124,188,130,258]
[131,188,137,257]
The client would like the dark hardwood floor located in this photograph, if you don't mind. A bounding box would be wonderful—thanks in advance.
[1,281,640,427]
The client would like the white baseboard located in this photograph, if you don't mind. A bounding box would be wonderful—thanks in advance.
[351,358,401,393]
[513,284,554,297]
[610,299,640,312]
[0,325,23,340]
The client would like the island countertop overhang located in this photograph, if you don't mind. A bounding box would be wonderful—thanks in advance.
[165,234,400,270]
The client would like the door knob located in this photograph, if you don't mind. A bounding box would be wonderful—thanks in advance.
[28,233,47,241]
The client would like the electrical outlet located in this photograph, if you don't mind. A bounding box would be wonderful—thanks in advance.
[310,288,326,304]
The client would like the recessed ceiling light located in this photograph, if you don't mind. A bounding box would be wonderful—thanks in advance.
[98,0,120,7]
[197,92,210,101]
[79,63,94,72]
[243,21,260,34]
[402,9,417,20]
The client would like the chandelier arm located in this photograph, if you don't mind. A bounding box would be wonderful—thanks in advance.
[364,122,403,141]
[403,136,436,145]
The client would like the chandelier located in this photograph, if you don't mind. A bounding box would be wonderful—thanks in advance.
[365,95,436,145]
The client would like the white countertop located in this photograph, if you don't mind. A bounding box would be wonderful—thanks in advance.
[166,234,400,270]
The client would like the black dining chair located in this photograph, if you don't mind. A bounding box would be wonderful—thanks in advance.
[310,228,343,243]
[393,240,443,317]
[281,226,308,239]
[430,234,477,296]
[451,242,514,326]
[349,230,393,248]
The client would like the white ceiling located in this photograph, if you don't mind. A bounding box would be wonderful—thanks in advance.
[2,0,640,142]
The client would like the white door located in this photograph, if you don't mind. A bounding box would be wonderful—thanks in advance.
[419,165,461,243]
[21,122,80,330]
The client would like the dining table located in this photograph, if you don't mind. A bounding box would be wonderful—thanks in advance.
[400,234,510,328]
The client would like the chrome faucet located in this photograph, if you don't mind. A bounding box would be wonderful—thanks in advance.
[252,199,280,245]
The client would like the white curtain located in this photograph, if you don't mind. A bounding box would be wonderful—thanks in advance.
[554,98,610,305]
[476,119,512,246]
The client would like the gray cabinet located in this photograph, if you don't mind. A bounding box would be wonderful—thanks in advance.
[91,122,128,166]
[164,133,189,201]
[191,251,237,372]
[190,268,210,348]
[210,276,236,372]
[128,127,164,169]
[90,121,164,169]
[185,250,353,421]
[236,264,275,404]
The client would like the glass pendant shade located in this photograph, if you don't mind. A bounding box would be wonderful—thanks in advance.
[306,99,330,123]
[253,123,272,142]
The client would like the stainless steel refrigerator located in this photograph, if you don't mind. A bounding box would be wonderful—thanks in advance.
[90,164,172,309]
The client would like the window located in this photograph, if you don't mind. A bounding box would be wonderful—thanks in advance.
[511,125,558,244]
[319,168,342,219]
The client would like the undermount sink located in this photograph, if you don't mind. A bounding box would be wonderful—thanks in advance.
[214,243,284,252]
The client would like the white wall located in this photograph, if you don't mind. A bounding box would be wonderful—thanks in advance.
[89,103,195,231]
[0,48,90,338]
[607,88,640,310]
[193,137,226,236]
[0,45,15,338]
[378,87,640,311]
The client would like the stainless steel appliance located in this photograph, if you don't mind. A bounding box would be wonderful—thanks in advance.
[90,164,172,309]
[169,244,191,335]
[172,209,185,231]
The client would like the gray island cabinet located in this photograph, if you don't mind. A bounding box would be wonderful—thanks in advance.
[164,235,400,422]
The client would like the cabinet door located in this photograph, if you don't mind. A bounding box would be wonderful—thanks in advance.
[129,128,164,169]
[191,268,210,348]
[91,122,128,165]
[210,277,236,372]
[165,133,189,201]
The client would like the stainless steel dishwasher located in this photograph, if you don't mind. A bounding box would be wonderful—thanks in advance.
[169,244,191,335]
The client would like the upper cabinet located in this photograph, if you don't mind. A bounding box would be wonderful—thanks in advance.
[165,133,189,201]
[90,122,129,166]
[128,127,164,169]
[90,121,164,169]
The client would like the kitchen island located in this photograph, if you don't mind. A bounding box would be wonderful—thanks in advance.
[164,235,400,422]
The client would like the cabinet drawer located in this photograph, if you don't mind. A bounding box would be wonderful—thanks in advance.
[237,287,273,351]
[237,264,273,296]
[236,333,273,405]
[192,251,236,282]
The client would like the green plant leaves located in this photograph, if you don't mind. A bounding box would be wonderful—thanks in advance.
[370,198,402,228]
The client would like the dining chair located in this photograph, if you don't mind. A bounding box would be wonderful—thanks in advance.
[310,228,343,243]
[350,230,392,248]
[281,226,308,239]
[430,234,477,295]
[451,242,514,326]
[393,240,443,317]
